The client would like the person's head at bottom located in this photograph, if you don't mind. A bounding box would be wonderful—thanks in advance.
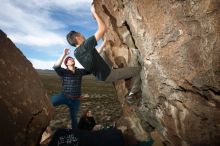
[83,109,93,118]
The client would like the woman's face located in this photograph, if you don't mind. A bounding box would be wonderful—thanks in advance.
[66,58,75,67]
[86,110,92,117]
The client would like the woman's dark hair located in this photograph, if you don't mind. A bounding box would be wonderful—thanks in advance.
[82,109,91,118]
[66,31,79,47]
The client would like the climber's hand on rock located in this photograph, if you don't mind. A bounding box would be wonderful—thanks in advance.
[91,4,96,19]
[91,3,95,13]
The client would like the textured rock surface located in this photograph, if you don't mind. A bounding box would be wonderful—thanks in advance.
[0,30,53,146]
[95,0,220,145]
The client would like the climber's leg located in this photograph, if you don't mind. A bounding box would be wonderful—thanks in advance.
[129,75,141,95]
[105,66,141,82]
[126,75,141,103]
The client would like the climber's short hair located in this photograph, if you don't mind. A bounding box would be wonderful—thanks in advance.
[66,31,79,47]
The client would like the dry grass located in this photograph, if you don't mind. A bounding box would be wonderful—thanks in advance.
[38,71,122,130]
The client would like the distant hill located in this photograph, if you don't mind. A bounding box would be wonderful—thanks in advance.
[36,69,55,74]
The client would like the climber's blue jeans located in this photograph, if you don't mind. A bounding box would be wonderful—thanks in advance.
[50,92,80,129]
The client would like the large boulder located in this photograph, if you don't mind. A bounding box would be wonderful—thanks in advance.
[94,0,220,145]
[0,30,53,146]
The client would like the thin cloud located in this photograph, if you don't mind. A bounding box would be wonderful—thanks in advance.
[1,0,95,69]
[10,33,65,47]
[0,0,93,47]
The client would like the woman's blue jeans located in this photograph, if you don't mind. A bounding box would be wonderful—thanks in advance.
[50,92,80,129]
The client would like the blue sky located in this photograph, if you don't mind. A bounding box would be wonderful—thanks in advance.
[0,0,99,69]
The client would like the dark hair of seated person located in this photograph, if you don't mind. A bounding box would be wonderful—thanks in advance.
[78,109,96,131]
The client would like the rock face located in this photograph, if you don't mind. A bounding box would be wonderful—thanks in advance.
[94,0,220,145]
[0,30,53,146]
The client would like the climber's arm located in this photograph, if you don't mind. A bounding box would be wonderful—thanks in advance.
[97,39,107,53]
[91,4,106,42]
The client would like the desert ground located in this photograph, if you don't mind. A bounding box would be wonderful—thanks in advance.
[38,70,122,131]
[38,70,163,146]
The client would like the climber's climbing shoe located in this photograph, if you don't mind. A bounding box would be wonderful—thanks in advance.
[126,93,136,104]
[126,92,142,105]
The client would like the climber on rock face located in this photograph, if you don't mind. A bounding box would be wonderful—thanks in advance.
[66,4,141,82]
